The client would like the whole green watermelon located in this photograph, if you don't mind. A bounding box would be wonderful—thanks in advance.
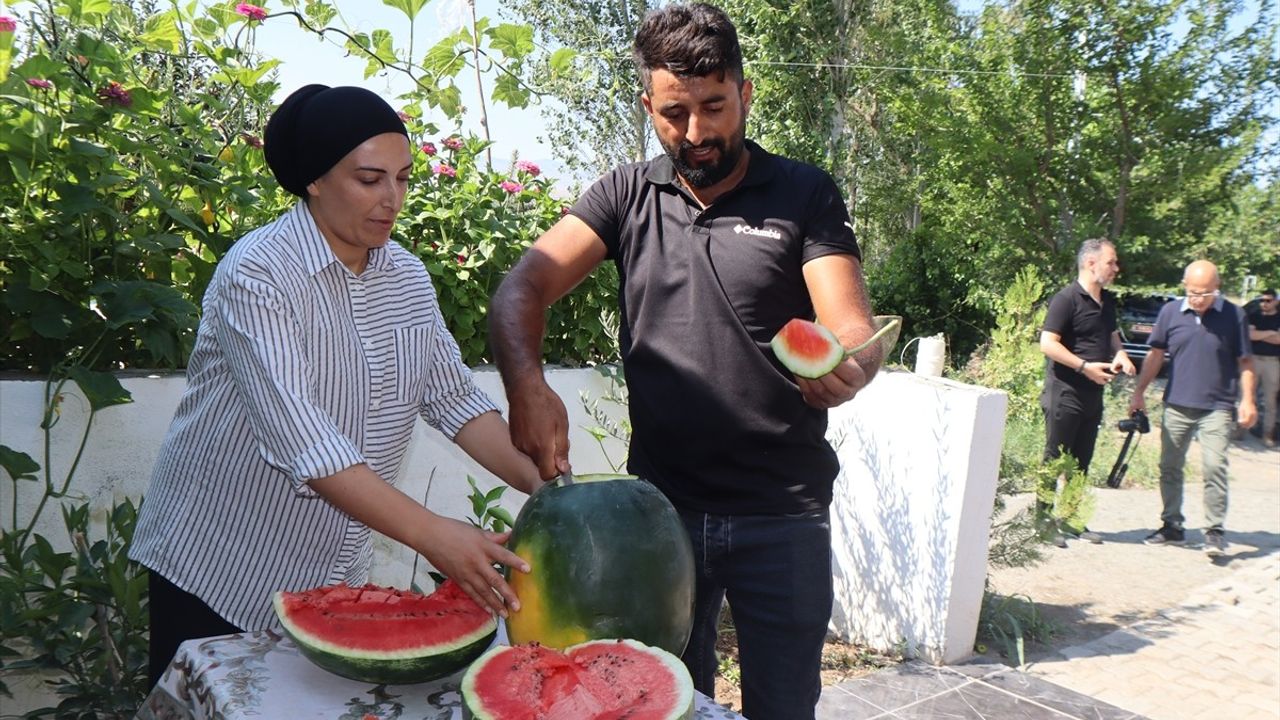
[505,474,695,656]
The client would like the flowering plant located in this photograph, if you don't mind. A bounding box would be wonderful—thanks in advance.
[399,134,617,365]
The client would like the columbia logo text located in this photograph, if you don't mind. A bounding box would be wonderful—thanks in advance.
[733,224,782,239]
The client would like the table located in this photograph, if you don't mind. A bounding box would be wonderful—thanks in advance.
[135,630,745,719]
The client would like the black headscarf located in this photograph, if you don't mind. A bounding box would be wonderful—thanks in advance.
[264,85,408,198]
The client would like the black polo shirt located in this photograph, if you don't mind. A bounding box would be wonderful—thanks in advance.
[570,140,861,515]
[1149,297,1251,411]
[1042,282,1118,393]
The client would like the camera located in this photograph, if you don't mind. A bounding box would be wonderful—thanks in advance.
[1117,409,1150,434]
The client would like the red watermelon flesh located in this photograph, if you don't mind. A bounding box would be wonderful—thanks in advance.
[274,579,497,684]
[461,639,694,720]
[771,318,845,379]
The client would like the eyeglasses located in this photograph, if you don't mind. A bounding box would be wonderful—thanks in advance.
[1185,290,1220,299]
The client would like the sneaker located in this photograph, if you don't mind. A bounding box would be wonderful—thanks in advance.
[1204,529,1228,558]
[1143,524,1185,545]
[1052,533,1069,548]
[1078,529,1104,544]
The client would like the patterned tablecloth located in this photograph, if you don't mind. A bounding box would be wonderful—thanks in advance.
[134,630,744,719]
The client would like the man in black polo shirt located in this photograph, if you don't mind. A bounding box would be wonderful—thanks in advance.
[1038,239,1135,546]
[488,4,882,718]
[1247,288,1280,446]
[1130,260,1256,558]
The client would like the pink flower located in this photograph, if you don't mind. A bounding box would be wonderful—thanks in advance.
[235,3,268,21]
[420,142,437,157]
[515,160,540,177]
[97,81,132,108]
[499,180,523,194]
[560,205,571,216]
[240,132,263,148]
[442,136,463,151]
[397,111,411,123]
[0,15,17,32]
[456,253,466,265]
[433,163,456,178]
[26,78,53,90]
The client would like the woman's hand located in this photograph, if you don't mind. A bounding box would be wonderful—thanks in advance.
[419,515,530,617]
[310,464,531,617]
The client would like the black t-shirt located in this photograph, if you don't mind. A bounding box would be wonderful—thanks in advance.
[1248,310,1280,357]
[1042,283,1118,393]
[570,140,861,515]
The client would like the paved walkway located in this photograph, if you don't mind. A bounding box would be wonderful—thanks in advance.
[817,434,1279,720]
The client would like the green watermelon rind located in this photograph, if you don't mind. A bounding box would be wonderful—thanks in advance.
[504,475,696,656]
[460,639,695,720]
[273,592,498,685]
[771,319,844,379]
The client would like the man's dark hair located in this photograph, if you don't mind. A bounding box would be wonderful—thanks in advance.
[1263,288,1277,298]
[632,3,743,94]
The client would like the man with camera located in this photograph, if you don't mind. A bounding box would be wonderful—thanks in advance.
[1130,260,1256,558]
[1039,239,1136,546]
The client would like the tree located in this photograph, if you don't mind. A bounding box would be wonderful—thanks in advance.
[502,0,658,179]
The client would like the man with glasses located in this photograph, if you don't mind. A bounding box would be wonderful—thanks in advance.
[1130,261,1257,557]
[1246,288,1280,447]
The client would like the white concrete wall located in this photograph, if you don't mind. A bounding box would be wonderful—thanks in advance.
[827,370,1008,664]
[1,367,1006,674]
[0,367,627,588]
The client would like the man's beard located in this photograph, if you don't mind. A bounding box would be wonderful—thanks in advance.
[662,123,746,189]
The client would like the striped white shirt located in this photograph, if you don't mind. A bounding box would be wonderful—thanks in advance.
[130,201,497,631]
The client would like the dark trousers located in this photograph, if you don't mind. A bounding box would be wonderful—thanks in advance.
[678,509,833,720]
[1042,382,1105,474]
[148,571,242,688]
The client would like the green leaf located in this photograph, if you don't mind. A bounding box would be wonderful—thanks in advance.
[492,74,529,109]
[305,1,337,26]
[489,506,515,530]
[380,0,428,22]
[164,207,204,233]
[59,0,113,21]
[0,446,41,482]
[431,85,463,120]
[486,24,534,59]
[67,367,133,411]
[548,48,577,78]
[140,10,184,53]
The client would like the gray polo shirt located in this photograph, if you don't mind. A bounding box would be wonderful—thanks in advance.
[570,140,861,515]
[1148,296,1251,412]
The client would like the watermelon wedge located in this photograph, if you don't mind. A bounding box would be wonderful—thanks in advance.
[771,315,902,379]
[461,639,694,720]
[273,579,497,684]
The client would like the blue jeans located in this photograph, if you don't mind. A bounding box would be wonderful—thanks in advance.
[679,509,833,720]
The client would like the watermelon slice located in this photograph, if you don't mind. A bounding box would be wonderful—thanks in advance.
[461,639,694,720]
[273,579,497,684]
[771,315,902,379]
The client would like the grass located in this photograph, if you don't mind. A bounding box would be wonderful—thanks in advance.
[976,589,1061,668]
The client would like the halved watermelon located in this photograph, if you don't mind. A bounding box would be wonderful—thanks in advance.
[771,318,844,378]
[273,579,497,684]
[461,639,694,720]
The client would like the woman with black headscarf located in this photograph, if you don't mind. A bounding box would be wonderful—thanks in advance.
[130,85,542,686]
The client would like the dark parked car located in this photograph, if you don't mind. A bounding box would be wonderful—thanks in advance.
[1117,293,1177,371]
